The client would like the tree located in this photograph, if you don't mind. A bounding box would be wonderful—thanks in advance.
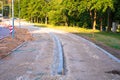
[48,0,64,25]
[20,0,29,19]
[78,0,115,30]
[113,0,120,22]
[14,0,117,32]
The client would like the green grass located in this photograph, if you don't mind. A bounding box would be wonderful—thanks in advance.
[94,32,120,49]
[34,23,99,33]
[35,23,120,50]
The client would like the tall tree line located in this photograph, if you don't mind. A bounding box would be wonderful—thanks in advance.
[14,0,120,31]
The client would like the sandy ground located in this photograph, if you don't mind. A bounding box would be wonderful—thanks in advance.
[0,27,33,59]
[0,27,119,60]
[0,19,120,60]
[0,23,120,80]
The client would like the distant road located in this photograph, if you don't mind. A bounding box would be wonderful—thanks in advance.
[0,19,11,39]
[0,27,10,39]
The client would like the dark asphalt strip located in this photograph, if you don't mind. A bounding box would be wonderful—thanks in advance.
[49,33,64,75]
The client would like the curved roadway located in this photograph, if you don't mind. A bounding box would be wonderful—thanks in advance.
[0,21,120,80]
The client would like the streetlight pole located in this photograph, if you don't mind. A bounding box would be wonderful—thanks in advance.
[12,0,14,38]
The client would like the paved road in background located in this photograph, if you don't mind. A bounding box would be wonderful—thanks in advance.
[0,26,10,39]
[0,21,120,80]
[0,19,12,39]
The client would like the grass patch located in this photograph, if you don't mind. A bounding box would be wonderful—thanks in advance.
[94,32,120,49]
[34,23,99,33]
[35,23,120,50]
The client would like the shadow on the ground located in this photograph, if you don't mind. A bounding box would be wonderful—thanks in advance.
[105,70,120,75]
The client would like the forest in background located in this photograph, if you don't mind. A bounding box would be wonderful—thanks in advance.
[1,0,120,32]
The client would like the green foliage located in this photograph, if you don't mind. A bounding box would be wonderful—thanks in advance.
[113,0,120,22]
[14,0,119,31]
[78,11,91,28]
[48,10,63,25]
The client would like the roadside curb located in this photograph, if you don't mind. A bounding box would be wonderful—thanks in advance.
[49,33,64,75]
[0,41,27,60]
[11,42,27,52]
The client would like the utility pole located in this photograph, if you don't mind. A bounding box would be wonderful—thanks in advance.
[12,0,14,38]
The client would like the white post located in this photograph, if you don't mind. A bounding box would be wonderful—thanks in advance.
[12,0,14,38]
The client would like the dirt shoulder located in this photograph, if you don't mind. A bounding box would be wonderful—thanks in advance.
[0,27,33,59]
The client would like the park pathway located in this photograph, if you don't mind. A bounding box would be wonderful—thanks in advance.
[0,21,120,80]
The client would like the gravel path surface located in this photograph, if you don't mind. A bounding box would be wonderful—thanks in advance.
[55,33,120,80]
[0,21,120,80]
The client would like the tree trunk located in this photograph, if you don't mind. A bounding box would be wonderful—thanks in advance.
[65,17,69,26]
[31,14,32,22]
[35,17,37,23]
[107,7,112,32]
[93,9,96,30]
[31,17,32,23]
[34,17,36,23]
[100,18,103,31]
[40,18,42,23]
[89,10,93,28]
[65,22,68,26]
[45,15,48,24]
[33,17,35,23]
[37,17,39,23]
[32,17,34,23]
